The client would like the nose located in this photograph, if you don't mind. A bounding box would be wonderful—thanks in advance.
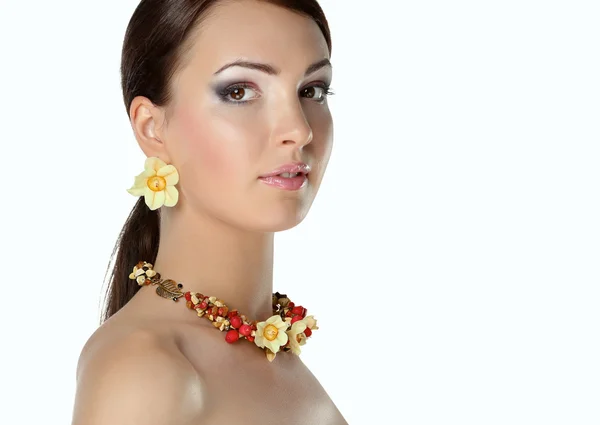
[269,100,313,149]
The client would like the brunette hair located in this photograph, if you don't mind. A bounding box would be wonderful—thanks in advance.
[100,0,332,324]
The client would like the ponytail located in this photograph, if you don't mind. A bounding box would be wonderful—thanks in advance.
[100,197,160,324]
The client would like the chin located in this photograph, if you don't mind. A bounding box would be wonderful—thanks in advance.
[247,201,312,233]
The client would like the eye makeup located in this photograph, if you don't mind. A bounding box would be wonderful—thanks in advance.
[213,80,334,105]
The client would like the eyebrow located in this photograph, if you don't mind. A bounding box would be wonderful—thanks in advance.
[213,58,332,77]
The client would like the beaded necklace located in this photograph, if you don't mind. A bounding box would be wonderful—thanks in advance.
[128,261,318,362]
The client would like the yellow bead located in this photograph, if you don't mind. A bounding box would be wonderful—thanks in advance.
[264,324,278,341]
[147,176,167,192]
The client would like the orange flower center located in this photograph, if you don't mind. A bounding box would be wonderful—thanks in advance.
[147,176,166,192]
[263,324,279,341]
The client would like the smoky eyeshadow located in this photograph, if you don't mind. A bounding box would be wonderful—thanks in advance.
[211,80,240,97]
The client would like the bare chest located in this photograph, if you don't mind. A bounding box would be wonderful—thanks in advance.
[176,326,348,425]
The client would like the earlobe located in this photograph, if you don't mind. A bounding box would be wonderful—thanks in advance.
[129,95,170,161]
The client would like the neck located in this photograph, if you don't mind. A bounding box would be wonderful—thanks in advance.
[143,205,275,322]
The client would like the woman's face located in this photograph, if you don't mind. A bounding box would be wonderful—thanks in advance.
[159,0,333,232]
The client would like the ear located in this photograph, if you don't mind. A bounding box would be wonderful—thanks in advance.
[129,96,172,163]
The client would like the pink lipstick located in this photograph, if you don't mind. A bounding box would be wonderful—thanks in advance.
[258,162,310,191]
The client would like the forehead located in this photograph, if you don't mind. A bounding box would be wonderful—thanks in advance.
[181,0,330,77]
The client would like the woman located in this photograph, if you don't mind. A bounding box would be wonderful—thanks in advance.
[71,0,347,423]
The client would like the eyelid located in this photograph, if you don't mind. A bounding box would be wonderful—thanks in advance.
[218,81,333,104]
[217,81,260,95]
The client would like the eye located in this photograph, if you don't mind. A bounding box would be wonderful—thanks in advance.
[218,83,260,104]
[218,82,335,105]
[301,84,335,103]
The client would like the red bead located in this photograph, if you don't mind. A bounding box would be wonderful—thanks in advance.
[230,316,243,329]
[239,324,252,337]
[225,329,239,343]
[291,315,303,324]
[199,301,208,310]
[227,310,238,319]
[291,306,306,317]
[247,336,255,342]
[285,310,293,317]
[304,328,312,337]
[184,291,191,301]
[217,307,225,316]
[288,302,295,308]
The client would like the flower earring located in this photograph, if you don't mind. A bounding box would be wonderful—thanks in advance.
[126,156,179,210]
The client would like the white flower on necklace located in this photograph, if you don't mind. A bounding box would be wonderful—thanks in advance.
[285,319,308,355]
[298,315,319,347]
[254,315,289,361]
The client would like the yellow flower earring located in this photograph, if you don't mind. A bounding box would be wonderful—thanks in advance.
[126,157,179,210]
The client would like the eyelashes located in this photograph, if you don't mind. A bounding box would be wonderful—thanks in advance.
[217,82,335,105]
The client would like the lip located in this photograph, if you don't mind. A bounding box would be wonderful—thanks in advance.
[258,174,308,191]
[259,162,311,178]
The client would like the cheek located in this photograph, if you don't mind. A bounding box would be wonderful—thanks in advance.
[173,106,261,190]
[309,110,334,171]
[179,110,228,170]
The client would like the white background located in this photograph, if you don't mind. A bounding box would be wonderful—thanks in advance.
[1,0,599,424]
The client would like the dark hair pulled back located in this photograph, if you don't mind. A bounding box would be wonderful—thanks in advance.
[100,0,331,324]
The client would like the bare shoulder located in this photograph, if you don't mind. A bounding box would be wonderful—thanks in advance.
[71,325,206,425]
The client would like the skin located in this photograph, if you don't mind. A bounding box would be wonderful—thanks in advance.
[72,1,347,424]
